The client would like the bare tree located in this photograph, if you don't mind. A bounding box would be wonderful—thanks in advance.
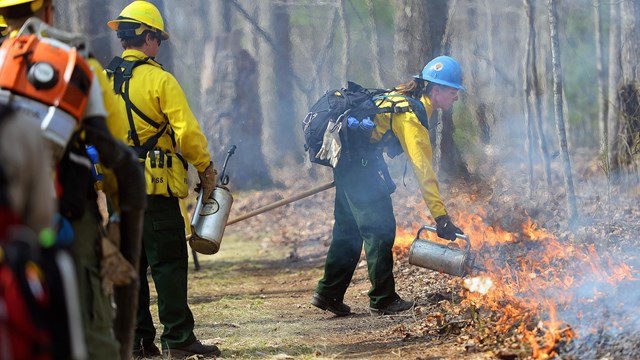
[524,0,536,197]
[259,0,299,167]
[153,0,174,72]
[338,0,351,82]
[463,2,493,145]
[365,0,384,87]
[607,0,622,175]
[530,0,552,189]
[594,0,608,165]
[437,0,471,181]
[614,0,640,174]
[547,0,578,221]
[393,0,429,80]
[523,0,552,192]
[200,0,272,189]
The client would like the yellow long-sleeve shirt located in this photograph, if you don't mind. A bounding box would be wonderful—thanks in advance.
[109,49,211,173]
[370,93,447,218]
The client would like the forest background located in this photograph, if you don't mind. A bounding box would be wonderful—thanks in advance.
[56,0,640,193]
[52,1,640,359]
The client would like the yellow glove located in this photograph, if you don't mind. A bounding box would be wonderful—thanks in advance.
[316,120,342,167]
[198,162,218,201]
[100,235,137,296]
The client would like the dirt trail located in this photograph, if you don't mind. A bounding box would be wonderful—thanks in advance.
[143,228,483,360]
[142,151,640,359]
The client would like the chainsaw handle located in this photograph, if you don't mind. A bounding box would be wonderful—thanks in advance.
[416,225,471,253]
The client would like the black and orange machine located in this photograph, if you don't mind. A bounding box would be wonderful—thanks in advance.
[0,17,92,150]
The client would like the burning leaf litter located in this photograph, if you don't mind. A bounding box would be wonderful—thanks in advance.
[393,205,639,359]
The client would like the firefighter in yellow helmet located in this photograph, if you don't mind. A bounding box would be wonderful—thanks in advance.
[0,16,8,36]
[106,1,220,358]
[0,0,52,32]
[0,1,147,359]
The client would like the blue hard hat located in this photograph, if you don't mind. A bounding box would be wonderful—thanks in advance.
[415,55,465,90]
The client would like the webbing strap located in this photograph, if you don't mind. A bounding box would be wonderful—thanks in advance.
[107,56,173,158]
[372,94,429,130]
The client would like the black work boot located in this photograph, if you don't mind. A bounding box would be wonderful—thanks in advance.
[163,339,221,359]
[311,292,352,316]
[132,341,161,358]
[370,298,414,315]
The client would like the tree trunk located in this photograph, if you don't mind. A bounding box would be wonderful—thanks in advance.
[339,0,351,82]
[547,0,578,221]
[436,0,470,181]
[365,0,384,87]
[463,2,494,145]
[200,0,272,189]
[524,0,536,198]
[607,0,622,175]
[393,0,429,80]
[153,0,174,72]
[594,1,609,166]
[529,0,552,188]
[615,0,640,174]
[259,0,299,167]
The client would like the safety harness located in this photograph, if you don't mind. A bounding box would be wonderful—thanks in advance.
[371,93,430,154]
[105,56,176,161]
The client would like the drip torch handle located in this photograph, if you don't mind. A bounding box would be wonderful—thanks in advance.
[218,145,236,186]
[416,225,471,252]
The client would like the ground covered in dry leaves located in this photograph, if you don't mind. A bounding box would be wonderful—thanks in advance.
[146,148,639,360]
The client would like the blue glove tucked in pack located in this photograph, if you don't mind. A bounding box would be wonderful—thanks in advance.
[347,116,360,129]
[359,117,375,131]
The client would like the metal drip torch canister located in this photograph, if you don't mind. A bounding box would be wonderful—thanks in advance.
[190,145,236,255]
[408,225,474,277]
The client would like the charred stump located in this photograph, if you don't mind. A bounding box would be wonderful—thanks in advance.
[202,31,273,190]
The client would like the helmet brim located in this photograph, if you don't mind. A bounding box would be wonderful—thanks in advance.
[414,75,465,91]
[107,19,169,40]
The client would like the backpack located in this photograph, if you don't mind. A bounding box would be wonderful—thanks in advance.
[0,122,53,359]
[0,128,82,360]
[0,26,87,356]
[302,81,429,167]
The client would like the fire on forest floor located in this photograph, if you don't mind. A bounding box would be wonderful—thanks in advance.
[391,205,639,359]
[222,150,640,359]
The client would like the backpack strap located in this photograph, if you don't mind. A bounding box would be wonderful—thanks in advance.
[106,56,173,158]
[370,93,430,159]
[372,94,429,130]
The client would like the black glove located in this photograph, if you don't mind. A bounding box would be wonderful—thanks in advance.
[435,215,463,241]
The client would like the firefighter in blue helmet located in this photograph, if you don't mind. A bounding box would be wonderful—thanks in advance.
[312,56,465,316]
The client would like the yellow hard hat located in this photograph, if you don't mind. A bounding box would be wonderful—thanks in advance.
[0,16,7,36]
[0,0,45,12]
[107,1,169,40]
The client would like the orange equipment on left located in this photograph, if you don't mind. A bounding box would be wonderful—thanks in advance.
[0,23,92,149]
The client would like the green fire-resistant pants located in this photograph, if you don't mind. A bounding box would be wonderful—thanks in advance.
[72,210,120,360]
[135,195,196,350]
[315,156,401,308]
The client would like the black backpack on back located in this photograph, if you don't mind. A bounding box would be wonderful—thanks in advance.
[302,81,428,167]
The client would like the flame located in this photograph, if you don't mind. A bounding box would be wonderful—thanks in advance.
[393,207,638,359]
[463,276,494,294]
